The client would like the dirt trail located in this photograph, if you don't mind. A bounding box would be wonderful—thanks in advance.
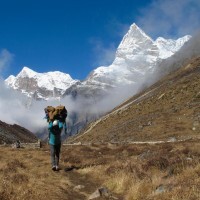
[42,150,108,200]
[0,146,108,200]
[62,169,100,199]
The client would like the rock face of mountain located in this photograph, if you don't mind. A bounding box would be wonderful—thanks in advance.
[5,24,191,101]
[67,56,200,143]
[0,120,38,144]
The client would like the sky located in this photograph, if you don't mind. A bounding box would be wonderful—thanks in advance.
[0,0,200,80]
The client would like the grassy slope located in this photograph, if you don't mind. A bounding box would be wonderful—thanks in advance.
[68,57,200,143]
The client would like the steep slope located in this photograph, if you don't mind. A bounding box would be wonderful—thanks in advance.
[0,120,38,144]
[67,56,200,143]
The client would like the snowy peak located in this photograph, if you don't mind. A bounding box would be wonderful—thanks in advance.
[17,66,37,78]
[37,71,75,91]
[5,66,78,99]
[124,23,153,42]
[4,75,16,88]
[87,23,191,87]
[5,75,15,82]
[176,35,191,45]
[155,35,192,59]
[155,35,191,46]
[118,23,153,50]
[115,23,156,63]
[17,67,74,84]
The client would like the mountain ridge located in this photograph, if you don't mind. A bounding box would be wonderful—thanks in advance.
[5,66,78,99]
[5,23,191,101]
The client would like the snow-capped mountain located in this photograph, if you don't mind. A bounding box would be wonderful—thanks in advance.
[5,23,191,101]
[84,24,191,89]
[5,67,78,99]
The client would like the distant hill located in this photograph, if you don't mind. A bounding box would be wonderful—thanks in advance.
[0,120,38,144]
[67,56,200,143]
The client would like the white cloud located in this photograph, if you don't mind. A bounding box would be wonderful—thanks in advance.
[90,38,116,67]
[0,82,45,132]
[0,49,13,75]
[89,20,130,68]
[136,0,200,38]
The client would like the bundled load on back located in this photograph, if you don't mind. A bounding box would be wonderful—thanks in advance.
[44,105,68,123]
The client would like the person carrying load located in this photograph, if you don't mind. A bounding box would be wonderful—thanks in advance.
[44,105,67,171]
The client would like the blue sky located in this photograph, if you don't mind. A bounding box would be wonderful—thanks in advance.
[0,0,200,80]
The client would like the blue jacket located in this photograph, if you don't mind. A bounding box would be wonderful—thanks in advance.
[48,121,63,145]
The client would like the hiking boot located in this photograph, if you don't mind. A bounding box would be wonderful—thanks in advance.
[52,166,56,171]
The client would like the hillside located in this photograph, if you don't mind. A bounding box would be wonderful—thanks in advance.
[0,120,38,144]
[67,56,200,143]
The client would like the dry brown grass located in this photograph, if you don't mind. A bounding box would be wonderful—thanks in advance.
[0,140,200,199]
[0,146,72,200]
[64,140,200,199]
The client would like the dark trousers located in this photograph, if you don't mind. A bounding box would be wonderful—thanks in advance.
[50,143,61,167]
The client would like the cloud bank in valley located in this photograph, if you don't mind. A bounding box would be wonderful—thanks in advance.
[0,81,46,132]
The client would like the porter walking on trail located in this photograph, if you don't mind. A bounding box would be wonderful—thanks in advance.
[44,105,68,171]
[48,119,63,171]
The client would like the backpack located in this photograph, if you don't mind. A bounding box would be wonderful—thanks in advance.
[44,105,68,123]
